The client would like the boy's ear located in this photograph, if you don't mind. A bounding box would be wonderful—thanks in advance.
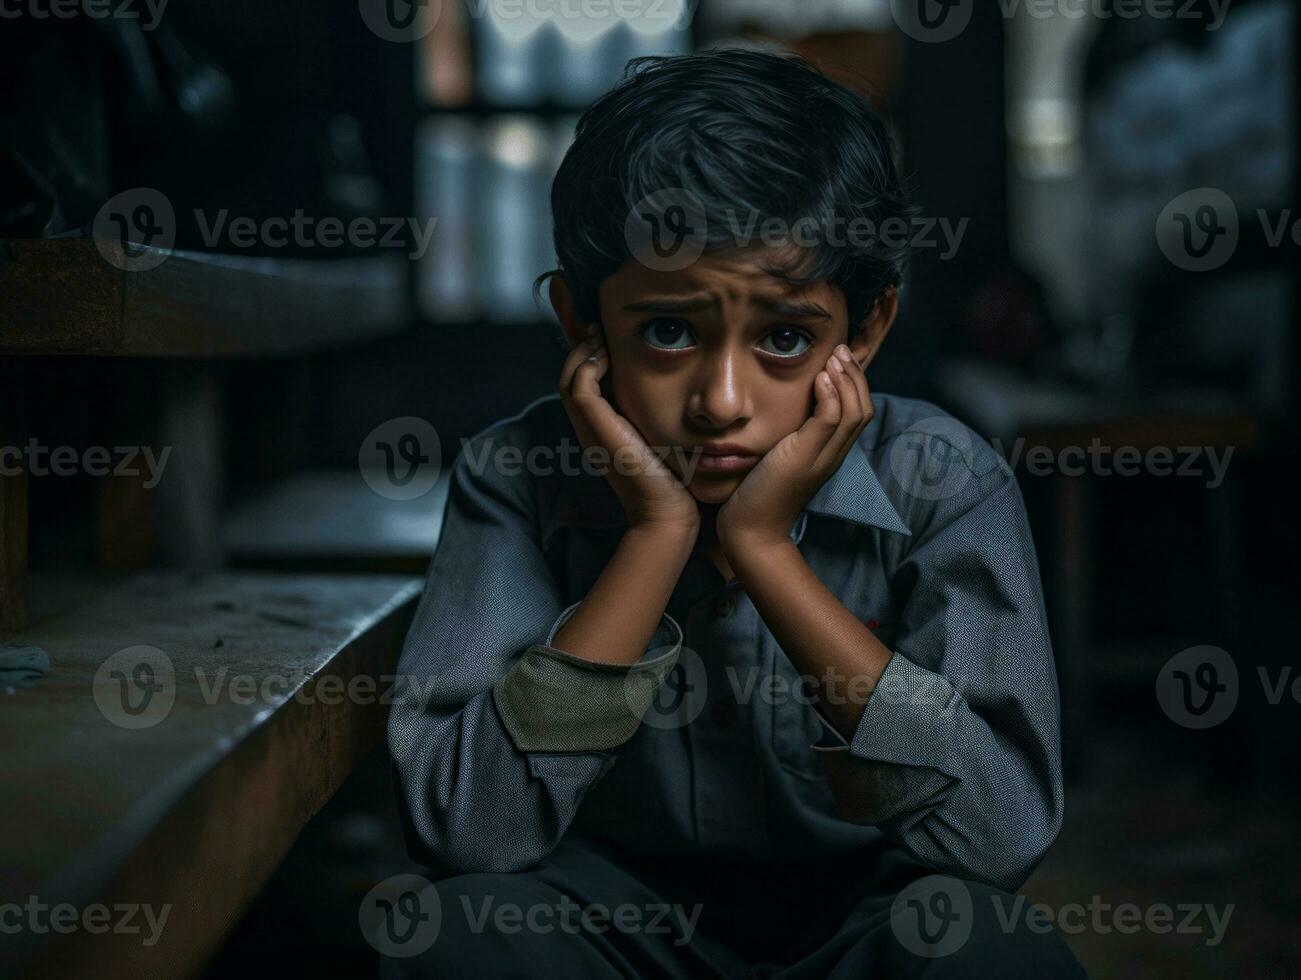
[848,286,898,369]
[549,272,595,349]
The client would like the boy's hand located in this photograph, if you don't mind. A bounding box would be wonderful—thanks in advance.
[558,323,700,534]
[717,344,872,554]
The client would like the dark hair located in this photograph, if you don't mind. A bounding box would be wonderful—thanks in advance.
[539,46,918,332]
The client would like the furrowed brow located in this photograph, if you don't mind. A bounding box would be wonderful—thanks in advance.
[754,296,831,319]
[621,295,714,314]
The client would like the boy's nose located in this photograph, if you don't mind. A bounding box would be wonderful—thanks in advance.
[687,351,751,430]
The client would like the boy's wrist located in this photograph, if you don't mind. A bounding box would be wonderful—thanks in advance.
[623,520,701,570]
[626,517,701,543]
[720,530,799,568]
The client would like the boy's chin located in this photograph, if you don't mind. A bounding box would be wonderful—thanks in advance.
[685,475,742,505]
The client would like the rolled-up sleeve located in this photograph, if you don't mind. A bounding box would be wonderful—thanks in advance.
[387,424,682,876]
[812,448,1064,892]
[494,602,681,752]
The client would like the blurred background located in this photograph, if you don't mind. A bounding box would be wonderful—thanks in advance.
[1,0,1297,976]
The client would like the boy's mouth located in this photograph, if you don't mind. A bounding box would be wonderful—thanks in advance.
[693,442,760,473]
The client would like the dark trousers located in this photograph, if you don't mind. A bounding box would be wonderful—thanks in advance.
[380,836,1087,979]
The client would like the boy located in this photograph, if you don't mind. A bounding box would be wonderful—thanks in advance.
[387,48,1084,977]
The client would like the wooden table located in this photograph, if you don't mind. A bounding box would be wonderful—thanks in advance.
[0,239,408,358]
[0,237,414,633]
[0,571,422,978]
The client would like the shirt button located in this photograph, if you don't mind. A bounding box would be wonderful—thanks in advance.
[712,593,736,617]
[709,700,738,725]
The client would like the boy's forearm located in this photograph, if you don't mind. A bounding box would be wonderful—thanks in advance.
[727,537,893,738]
[551,522,697,666]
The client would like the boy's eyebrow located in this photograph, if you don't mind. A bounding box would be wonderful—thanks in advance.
[755,296,832,319]
[622,295,832,319]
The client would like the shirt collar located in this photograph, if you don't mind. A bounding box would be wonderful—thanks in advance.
[802,437,912,537]
[541,437,911,545]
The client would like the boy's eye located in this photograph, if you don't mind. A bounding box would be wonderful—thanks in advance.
[640,318,695,350]
[758,326,814,358]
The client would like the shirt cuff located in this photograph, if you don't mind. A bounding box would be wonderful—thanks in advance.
[493,602,683,753]
[823,649,964,780]
[806,651,966,774]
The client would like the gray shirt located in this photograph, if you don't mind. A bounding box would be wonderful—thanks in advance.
[388,392,1063,893]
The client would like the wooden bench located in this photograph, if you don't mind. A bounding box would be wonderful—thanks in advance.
[0,571,422,978]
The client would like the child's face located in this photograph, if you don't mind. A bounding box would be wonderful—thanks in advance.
[591,245,895,505]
